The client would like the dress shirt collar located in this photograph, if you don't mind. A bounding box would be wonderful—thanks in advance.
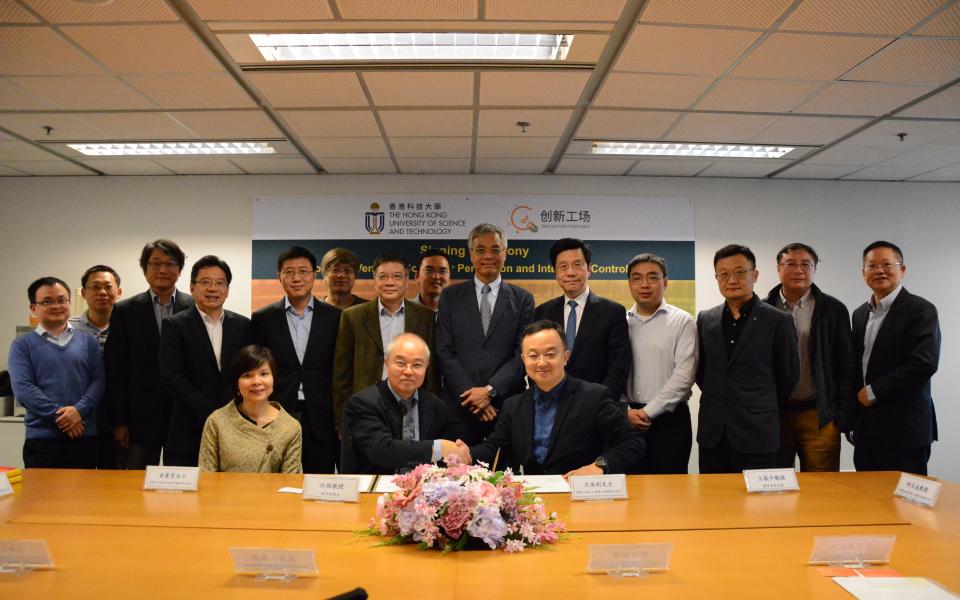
[386,380,419,405]
[35,321,75,339]
[627,300,667,321]
[197,306,224,324]
[779,287,813,310]
[149,288,177,307]
[284,295,315,314]
[564,286,590,308]
[869,284,903,313]
[474,275,502,294]
[377,298,405,317]
[724,293,757,318]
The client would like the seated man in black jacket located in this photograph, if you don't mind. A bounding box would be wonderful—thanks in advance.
[341,333,468,474]
[463,320,644,477]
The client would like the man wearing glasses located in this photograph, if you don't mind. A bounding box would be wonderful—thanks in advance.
[105,239,193,469]
[851,241,940,475]
[435,223,535,445]
[10,277,104,468]
[332,253,436,439]
[253,246,342,473]
[696,244,799,473]
[763,243,858,472]
[160,255,252,467]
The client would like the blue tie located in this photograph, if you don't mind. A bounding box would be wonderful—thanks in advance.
[566,299,577,351]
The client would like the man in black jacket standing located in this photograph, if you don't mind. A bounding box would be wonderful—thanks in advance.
[764,243,858,471]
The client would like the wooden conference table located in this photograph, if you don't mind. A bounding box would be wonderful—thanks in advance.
[1,470,958,599]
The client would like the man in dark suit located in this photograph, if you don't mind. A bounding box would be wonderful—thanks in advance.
[852,240,940,475]
[105,239,193,468]
[436,224,535,445]
[252,246,341,473]
[332,253,437,434]
[535,238,630,400]
[696,244,799,474]
[341,333,467,474]
[463,320,643,476]
[160,255,252,467]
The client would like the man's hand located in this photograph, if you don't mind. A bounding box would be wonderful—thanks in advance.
[461,387,498,421]
[440,439,472,464]
[857,387,875,407]
[113,425,131,450]
[478,405,498,422]
[64,421,85,440]
[55,406,82,432]
[627,408,652,432]
[563,464,603,480]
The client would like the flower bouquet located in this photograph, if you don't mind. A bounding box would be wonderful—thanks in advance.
[361,458,566,553]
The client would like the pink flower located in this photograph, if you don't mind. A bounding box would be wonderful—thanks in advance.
[504,539,525,553]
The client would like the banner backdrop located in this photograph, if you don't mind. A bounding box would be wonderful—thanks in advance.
[251,195,695,314]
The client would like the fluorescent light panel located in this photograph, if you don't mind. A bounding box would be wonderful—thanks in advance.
[68,142,277,156]
[249,33,574,62]
[592,142,795,159]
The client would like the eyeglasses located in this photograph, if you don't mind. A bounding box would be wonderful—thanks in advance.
[524,351,562,362]
[864,262,902,273]
[34,298,71,307]
[280,268,315,280]
[147,260,178,271]
[194,279,228,289]
[715,270,751,282]
[392,359,427,372]
[779,261,815,271]
[472,246,504,257]
[375,272,407,282]
[556,261,588,273]
[86,284,116,293]
[325,266,355,276]
[630,274,663,284]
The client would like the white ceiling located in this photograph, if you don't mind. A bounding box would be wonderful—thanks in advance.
[0,0,958,180]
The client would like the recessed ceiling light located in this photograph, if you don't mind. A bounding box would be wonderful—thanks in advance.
[592,142,796,159]
[249,33,575,62]
[67,142,277,156]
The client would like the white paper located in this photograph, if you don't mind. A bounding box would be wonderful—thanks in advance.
[570,474,628,501]
[229,547,317,576]
[143,466,200,492]
[893,473,942,508]
[303,475,360,502]
[0,473,13,498]
[277,487,302,494]
[373,476,401,494]
[338,474,376,493]
[514,474,570,494]
[833,577,960,600]
[809,535,896,565]
[0,540,54,569]
[743,468,800,493]
[587,543,672,574]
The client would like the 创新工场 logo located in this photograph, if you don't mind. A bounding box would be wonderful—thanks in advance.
[509,205,538,234]
[365,202,385,235]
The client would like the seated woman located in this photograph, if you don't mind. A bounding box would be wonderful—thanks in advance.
[199,345,302,473]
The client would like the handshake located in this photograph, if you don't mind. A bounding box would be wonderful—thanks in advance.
[439,439,472,464]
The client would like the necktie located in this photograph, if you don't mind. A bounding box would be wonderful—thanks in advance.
[480,284,492,335]
[566,299,577,351]
[400,399,416,441]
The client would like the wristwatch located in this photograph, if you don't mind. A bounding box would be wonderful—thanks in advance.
[594,456,609,474]
[486,385,498,401]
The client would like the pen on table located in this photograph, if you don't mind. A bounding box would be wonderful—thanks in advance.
[492,447,501,472]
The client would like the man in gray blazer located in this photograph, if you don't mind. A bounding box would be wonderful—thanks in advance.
[696,244,799,473]
[435,223,535,445]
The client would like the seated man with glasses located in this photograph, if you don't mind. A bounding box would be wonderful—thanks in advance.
[340,333,467,474]
[460,320,644,477]
[9,277,104,468]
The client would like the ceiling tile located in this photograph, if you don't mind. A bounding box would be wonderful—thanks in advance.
[577,109,679,139]
[476,136,558,158]
[230,156,316,174]
[151,157,244,174]
[80,112,193,140]
[594,73,713,109]
[907,163,960,181]
[364,71,474,107]
[390,137,472,158]
[628,158,715,176]
[280,110,381,137]
[640,0,793,28]
[772,164,859,179]
[480,71,589,107]
[840,164,934,180]
[125,74,254,109]
[843,119,960,147]
[380,110,473,137]
[930,129,960,146]
[913,3,960,36]
[900,85,960,118]
[0,164,27,175]
[808,144,907,165]
[0,78,56,109]
[843,38,960,86]
[0,112,105,141]
[781,0,942,35]
[0,159,93,175]
[187,0,334,20]
[171,110,281,138]
[485,0,625,21]
[615,26,761,76]
[62,24,223,74]
[247,72,367,109]
[0,27,104,76]
[475,158,548,173]
[750,116,868,145]
[76,158,172,175]
[665,113,779,142]
[11,75,154,110]
[301,137,389,158]
[0,139,56,161]
[320,158,396,174]
[731,33,889,80]
[397,158,470,174]
[338,0,476,19]
[697,78,825,112]
[477,109,571,136]
[556,157,635,174]
[878,144,960,168]
[23,0,178,22]
[795,81,935,116]
[697,158,789,177]
[0,2,39,23]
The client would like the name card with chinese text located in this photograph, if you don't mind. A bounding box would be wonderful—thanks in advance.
[894,473,942,508]
[303,475,360,502]
[809,535,896,566]
[0,540,54,572]
[229,548,317,580]
[570,474,627,501]
[0,474,12,498]
[743,468,799,493]
[143,466,200,492]
[587,543,673,575]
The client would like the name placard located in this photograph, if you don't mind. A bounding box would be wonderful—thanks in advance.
[302,475,360,502]
[809,535,896,566]
[143,466,200,492]
[587,543,672,575]
[229,547,317,579]
[0,474,13,498]
[893,473,942,508]
[0,540,54,571]
[743,468,799,493]
[570,474,628,501]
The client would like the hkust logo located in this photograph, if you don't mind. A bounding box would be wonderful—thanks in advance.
[365,202,385,235]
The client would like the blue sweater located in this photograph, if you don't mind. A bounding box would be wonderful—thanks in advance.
[8,331,105,439]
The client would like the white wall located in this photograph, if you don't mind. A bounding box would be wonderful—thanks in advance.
[0,174,957,479]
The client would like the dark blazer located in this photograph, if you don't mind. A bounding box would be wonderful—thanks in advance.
[435,279,535,443]
[331,299,437,433]
[696,297,799,454]
[160,308,253,460]
[535,291,631,400]
[251,297,341,443]
[852,287,940,447]
[104,289,194,448]
[764,283,859,430]
[341,380,448,475]
[470,376,644,475]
